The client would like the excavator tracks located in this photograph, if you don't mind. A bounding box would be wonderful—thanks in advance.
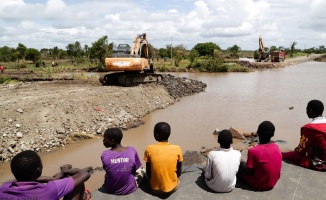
[99,72,163,87]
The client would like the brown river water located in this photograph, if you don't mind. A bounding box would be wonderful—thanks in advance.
[1,61,326,191]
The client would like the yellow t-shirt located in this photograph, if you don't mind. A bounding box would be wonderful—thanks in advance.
[144,142,183,192]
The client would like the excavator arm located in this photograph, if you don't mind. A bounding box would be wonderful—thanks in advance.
[130,33,148,58]
[259,35,265,53]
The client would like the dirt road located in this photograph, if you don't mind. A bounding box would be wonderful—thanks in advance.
[0,75,206,162]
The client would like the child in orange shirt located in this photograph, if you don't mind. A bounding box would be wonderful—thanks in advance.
[144,122,183,195]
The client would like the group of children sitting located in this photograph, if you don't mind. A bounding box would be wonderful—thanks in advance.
[0,100,325,199]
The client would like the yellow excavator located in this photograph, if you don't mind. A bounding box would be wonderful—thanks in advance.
[99,33,163,86]
[258,35,270,62]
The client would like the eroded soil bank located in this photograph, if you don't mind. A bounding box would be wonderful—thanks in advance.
[0,74,206,162]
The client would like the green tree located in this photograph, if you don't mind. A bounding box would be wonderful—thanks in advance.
[278,46,285,51]
[213,49,223,59]
[290,41,297,57]
[174,55,182,67]
[66,41,82,60]
[270,45,278,52]
[158,48,168,58]
[24,48,41,63]
[188,49,199,64]
[318,45,326,53]
[52,46,60,59]
[174,44,187,58]
[84,44,89,58]
[147,43,156,59]
[0,46,16,62]
[58,49,67,59]
[40,48,50,59]
[16,43,27,63]
[227,44,241,58]
[193,42,221,57]
[90,35,113,65]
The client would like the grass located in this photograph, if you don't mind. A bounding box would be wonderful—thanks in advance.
[228,64,250,72]
[286,52,307,59]
[0,75,11,84]
[2,56,251,78]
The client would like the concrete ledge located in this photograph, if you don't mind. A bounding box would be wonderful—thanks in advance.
[92,161,325,200]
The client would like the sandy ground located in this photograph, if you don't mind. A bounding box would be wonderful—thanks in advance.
[0,75,206,162]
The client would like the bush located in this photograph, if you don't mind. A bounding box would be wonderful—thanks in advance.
[76,57,85,64]
[96,63,106,72]
[13,64,27,69]
[228,64,250,72]
[156,65,168,72]
[0,76,11,84]
[190,57,228,72]
[35,60,41,67]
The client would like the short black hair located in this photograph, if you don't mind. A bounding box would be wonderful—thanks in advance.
[218,129,233,148]
[257,121,275,142]
[11,150,41,181]
[104,128,123,144]
[307,100,324,115]
[154,122,171,140]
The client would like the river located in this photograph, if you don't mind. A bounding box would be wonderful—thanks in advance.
[1,61,325,191]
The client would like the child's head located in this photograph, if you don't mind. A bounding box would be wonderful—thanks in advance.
[217,129,233,148]
[307,100,324,118]
[257,121,275,144]
[154,122,171,141]
[103,128,123,148]
[11,150,42,181]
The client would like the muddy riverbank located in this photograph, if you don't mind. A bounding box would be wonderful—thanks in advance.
[1,54,324,163]
[0,74,206,162]
[239,54,324,69]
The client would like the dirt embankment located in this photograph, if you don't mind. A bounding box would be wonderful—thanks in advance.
[239,54,324,69]
[0,74,207,162]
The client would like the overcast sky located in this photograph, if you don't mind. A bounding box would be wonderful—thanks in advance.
[1,0,325,51]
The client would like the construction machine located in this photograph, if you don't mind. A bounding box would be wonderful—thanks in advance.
[270,51,286,62]
[257,35,270,62]
[257,35,285,62]
[99,33,163,86]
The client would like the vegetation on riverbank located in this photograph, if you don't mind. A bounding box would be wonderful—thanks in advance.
[2,34,326,75]
[1,52,324,84]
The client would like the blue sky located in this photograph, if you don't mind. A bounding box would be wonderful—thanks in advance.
[1,0,325,51]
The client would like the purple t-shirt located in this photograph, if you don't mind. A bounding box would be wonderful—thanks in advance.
[101,146,142,195]
[0,177,74,200]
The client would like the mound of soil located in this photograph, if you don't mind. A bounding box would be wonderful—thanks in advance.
[315,55,326,62]
[0,75,207,162]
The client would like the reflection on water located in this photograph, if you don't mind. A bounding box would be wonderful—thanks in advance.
[1,62,326,191]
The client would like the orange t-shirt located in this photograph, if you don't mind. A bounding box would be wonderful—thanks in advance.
[144,142,183,192]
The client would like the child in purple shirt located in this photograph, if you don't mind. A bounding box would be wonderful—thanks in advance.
[101,128,145,195]
[0,150,91,200]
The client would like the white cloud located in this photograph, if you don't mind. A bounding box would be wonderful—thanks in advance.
[168,9,178,13]
[105,14,120,21]
[44,0,66,19]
